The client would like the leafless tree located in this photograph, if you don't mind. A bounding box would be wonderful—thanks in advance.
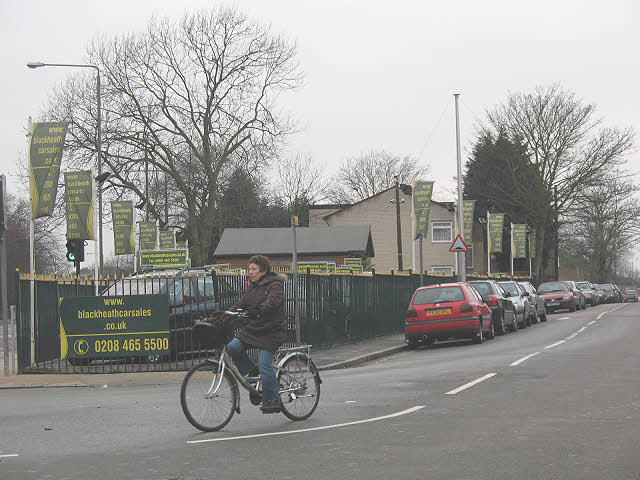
[271,153,328,208]
[563,177,640,283]
[485,84,635,279]
[44,7,303,265]
[327,149,429,203]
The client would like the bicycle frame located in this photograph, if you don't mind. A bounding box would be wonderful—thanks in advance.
[204,344,318,399]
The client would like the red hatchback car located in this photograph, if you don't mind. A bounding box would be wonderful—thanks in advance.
[405,282,494,349]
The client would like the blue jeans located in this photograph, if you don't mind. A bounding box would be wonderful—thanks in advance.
[226,338,280,406]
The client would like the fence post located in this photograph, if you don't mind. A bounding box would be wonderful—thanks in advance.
[14,269,24,373]
[305,267,312,346]
[391,269,396,334]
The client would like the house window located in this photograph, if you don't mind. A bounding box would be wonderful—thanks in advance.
[432,221,452,243]
[431,265,454,275]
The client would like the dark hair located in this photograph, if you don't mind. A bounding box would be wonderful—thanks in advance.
[248,255,270,272]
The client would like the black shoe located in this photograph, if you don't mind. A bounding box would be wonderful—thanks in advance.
[260,403,282,414]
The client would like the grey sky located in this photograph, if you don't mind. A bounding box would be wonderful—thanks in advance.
[1,0,638,258]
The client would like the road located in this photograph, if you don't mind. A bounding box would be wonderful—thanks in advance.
[1,302,639,479]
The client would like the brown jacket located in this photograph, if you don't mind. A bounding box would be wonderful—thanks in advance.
[231,271,287,352]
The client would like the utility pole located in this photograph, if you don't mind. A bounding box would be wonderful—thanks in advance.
[454,93,466,281]
[394,175,403,271]
[291,216,300,345]
[554,186,559,281]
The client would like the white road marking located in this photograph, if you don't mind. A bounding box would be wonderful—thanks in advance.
[558,317,570,320]
[445,373,496,395]
[588,320,597,325]
[545,340,566,349]
[510,352,541,366]
[597,312,606,320]
[566,333,578,339]
[577,327,587,332]
[345,401,356,403]
[0,454,19,458]
[187,405,426,444]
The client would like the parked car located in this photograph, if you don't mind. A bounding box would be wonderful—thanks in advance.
[599,283,617,303]
[538,281,576,313]
[564,281,586,310]
[405,282,494,348]
[623,289,638,302]
[593,284,605,305]
[576,281,597,306]
[518,281,547,322]
[469,280,517,335]
[499,281,530,328]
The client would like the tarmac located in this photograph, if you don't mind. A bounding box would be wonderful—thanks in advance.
[0,332,407,390]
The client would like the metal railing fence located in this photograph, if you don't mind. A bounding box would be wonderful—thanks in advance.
[15,269,532,373]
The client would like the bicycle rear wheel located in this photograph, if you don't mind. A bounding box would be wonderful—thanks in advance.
[180,361,237,432]
[277,354,320,421]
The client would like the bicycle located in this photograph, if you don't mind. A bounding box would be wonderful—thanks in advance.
[180,311,322,432]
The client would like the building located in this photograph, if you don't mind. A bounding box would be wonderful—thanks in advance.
[213,226,374,269]
[309,186,479,274]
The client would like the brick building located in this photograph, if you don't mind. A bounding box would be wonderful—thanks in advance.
[310,186,489,274]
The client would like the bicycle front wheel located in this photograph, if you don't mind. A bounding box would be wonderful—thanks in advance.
[180,361,237,432]
[278,354,320,421]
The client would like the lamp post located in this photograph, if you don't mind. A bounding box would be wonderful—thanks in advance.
[27,61,104,277]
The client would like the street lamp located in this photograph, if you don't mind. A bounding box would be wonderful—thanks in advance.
[27,61,104,277]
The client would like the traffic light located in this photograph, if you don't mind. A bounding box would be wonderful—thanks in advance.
[65,239,85,263]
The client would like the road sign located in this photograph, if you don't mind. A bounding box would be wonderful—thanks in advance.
[449,234,469,253]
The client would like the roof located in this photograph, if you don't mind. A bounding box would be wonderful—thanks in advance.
[214,226,375,257]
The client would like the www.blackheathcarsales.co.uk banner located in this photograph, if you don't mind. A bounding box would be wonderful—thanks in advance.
[30,122,69,218]
[64,171,94,240]
[413,181,434,239]
[488,213,504,253]
[111,201,135,255]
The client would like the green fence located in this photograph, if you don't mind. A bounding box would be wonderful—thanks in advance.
[15,269,532,373]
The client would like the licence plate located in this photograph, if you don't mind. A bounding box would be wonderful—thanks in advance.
[547,302,559,306]
[425,307,452,315]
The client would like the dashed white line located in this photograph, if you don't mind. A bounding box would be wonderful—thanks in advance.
[597,312,606,320]
[187,405,426,444]
[587,320,597,325]
[558,317,570,320]
[545,340,566,349]
[510,352,541,366]
[0,454,19,458]
[577,327,587,332]
[445,373,496,395]
[566,333,578,339]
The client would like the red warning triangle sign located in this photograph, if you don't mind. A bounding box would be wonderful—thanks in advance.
[449,234,469,253]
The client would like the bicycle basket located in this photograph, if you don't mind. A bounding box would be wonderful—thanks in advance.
[193,312,233,349]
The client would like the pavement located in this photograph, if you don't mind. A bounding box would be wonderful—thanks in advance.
[0,332,407,389]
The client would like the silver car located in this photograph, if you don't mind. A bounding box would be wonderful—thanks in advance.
[518,281,547,323]
[499,281,530,329]
[576,281,597,306]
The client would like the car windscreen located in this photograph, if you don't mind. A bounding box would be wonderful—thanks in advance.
[470,282,491,296]
[538,282,569,294]
[576,282,590,290]
[499,283,519,297]
[626,290,636,294]
[602,284,613,291]
[412,286,465,305]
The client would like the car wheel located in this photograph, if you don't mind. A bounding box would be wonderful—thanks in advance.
[540,309,548,322]
[519,313,527,329]
[473,319,484,344]
[511,314,519,332]
[486,322,495,340]
[495,311,506,335]
[407,338,420,350]
[569,304,576,313]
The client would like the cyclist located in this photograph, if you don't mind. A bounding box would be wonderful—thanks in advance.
[226,255,287,413]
